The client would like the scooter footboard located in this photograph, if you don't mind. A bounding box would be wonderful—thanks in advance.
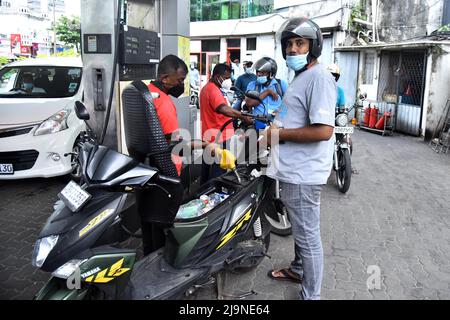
[128,249,209,300]
[34,277,90,300]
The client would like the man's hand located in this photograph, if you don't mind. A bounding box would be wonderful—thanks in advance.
[241,114,253,124]
[261,89,278,101]
[204,142,220,157]
[260,124,281,146]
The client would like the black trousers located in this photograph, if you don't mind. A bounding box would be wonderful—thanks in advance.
[140,220,167,256]
[136,190,169,256]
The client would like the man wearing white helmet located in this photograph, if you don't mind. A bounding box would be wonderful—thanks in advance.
[262,17,336,300]
[327,63,346,113]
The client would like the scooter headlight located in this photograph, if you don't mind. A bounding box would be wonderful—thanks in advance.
[52,259,86,279]
[32,235,59,268]
[336,114,348,127]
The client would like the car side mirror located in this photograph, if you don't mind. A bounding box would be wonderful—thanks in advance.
[245,90,262,103]
[75,101,90,120]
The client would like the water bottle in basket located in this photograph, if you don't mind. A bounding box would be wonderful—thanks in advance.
[176,199,206,219]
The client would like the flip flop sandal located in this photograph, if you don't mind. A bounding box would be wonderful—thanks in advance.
[267,267,302,284]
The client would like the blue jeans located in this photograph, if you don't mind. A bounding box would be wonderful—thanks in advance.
[280,182,323,300]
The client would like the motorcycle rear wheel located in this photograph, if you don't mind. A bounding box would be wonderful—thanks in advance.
[336,148,352,193]
[265,198,292,236]
[265,182,292,236]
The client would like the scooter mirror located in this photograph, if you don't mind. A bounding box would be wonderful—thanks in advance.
[359,92,368,100]
[75,101,90,120]
[245,90,262,103]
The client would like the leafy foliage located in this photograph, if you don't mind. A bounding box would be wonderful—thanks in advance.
[55,15,81,51]
[349,2,367,33]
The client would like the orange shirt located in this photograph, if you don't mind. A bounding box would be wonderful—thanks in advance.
[148,83,182,176]
[200,81,234,143]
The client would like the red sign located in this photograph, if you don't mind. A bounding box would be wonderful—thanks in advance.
[21,46,31,54]
[10,34,21,54]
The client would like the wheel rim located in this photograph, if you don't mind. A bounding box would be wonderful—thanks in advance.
[70,145,81,179]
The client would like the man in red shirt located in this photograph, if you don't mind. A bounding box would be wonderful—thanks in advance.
[147,54,188,177]
[200,63,251,183]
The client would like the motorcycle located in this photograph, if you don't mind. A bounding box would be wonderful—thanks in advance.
[333,92,367,193]
[333,107,355,193]
[32,83,276,300]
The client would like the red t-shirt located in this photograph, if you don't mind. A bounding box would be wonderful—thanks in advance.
[148,83,182,176]
[200,81,234,143]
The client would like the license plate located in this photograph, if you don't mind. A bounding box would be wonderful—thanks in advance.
[334,127,354,134]
[58,181,91,212]
[0,164,13,174]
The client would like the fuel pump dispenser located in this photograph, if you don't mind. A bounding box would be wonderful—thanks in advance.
[80,0,195,152]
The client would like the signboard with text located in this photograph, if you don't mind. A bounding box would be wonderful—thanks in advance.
[10,34,21,54]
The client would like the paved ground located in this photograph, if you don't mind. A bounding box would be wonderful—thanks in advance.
[1,128,450,300]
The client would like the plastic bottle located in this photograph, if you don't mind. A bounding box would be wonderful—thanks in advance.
[176,199,206,219]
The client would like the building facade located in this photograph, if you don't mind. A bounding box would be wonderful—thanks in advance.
[0,0,66,58]
[190,0,450,140]
[335,0,450,139]
[189,0,355,88]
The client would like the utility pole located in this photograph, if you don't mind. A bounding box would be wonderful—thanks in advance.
[53,0,56,56]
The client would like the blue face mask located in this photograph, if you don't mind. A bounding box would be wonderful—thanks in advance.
[245,68,253,75]
[256,76,268,84]
[24,83,33,90]
[286,53,309,71]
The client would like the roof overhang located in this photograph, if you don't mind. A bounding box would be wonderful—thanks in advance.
[190,13,341,39]
[335,40,450,52]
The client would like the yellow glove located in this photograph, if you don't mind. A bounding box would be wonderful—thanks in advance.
[216,148,236,170]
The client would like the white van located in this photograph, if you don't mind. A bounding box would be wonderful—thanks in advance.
[0,57,86,180]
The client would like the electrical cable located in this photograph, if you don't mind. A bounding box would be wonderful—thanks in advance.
[99,0,122,145]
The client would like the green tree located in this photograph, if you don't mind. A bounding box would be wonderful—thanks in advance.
[0,56,9,66]
[55,15,81,52]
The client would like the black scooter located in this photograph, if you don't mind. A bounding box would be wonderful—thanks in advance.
[32,84,276,300]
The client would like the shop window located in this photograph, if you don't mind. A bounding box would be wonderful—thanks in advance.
[227,38,240,48]
[190,0,274,22]
[362,52,375,85]
[247,37,256,51]
[201,39,220,52]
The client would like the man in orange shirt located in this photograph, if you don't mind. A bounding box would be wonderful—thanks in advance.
[200,63,251,183]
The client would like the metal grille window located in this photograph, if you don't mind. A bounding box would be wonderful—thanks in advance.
[377,52,400,102]
[377,50,426,136]
[362,52,375,85]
